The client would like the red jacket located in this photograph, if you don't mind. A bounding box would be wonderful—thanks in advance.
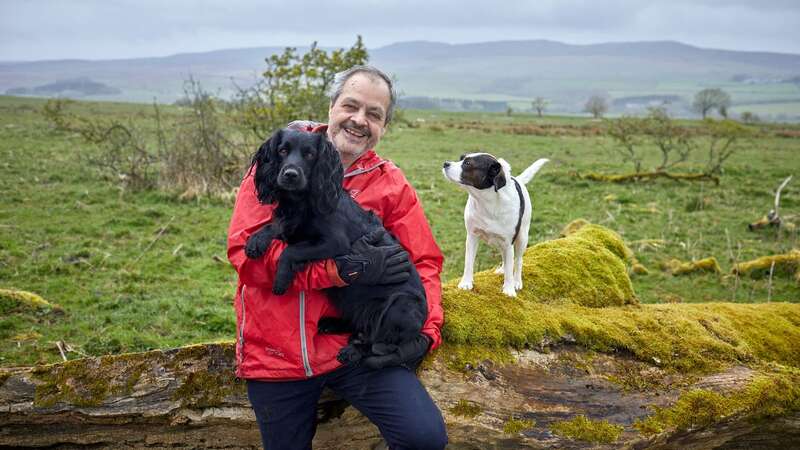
[227,126,444,380]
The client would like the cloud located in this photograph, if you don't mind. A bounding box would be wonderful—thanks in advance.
[1,0,798,60]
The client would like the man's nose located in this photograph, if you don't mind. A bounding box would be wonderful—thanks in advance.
[351,108,368,126]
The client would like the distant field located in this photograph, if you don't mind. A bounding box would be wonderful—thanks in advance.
[1,95,799,366]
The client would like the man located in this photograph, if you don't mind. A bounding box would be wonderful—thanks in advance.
[227,65,447,450]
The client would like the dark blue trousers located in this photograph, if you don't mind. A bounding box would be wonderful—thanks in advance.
[246,364,448,450]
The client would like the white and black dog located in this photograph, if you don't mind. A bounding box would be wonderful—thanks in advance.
[442,153,549,297]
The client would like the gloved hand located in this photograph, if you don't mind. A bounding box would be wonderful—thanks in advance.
[335,229,412,285]
[362,334,432,371]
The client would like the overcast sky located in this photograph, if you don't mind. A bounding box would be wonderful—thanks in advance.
[2,0,799,61]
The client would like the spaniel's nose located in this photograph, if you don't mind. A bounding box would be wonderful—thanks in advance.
[282,168,299,180]
[443,161,451,169]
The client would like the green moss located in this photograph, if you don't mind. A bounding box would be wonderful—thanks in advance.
[442,223,800,373]
[32,359,111,407]
[0,370,10,387]
[662,257,722,276]
[635,369,800,437]
[29,344,242,409]
[0,288,63,315]
[435,343,514,372]
[733,250,800,281]
[605,359,672,392]
[503,417,535,434]
[737,369,800,419]
[449,399,482,418]
[444,288,800,372]
[550,415,623,444]
[172,370,239,408]
[559,218,591,237]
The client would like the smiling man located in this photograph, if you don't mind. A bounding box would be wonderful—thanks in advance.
[227,65,447,450]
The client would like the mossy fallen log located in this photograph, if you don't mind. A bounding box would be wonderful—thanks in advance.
[661,257,722,276]
[2,225,799,448]
[3,340,799,449]
[574,171,720,185]
[0,288,64,315]
[732,249,800,284]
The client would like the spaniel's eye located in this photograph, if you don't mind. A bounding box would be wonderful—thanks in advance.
[277,148,289,156]
[304,151,315,160]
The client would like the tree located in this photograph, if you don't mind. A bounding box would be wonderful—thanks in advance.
[692,88,731,119]
[640,107,693,171]
[607,116,645,173]
[531,97,548,117]
[740,111,760,124]
[233,36,369,142]
[584,95,608,119]
[703,119,751,175]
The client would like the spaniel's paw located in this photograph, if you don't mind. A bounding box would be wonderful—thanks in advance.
[272,276,291,295]
[457,279,473,290]
[245,236,269,259]
[337,345,363,365]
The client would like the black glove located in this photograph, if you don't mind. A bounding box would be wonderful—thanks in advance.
[362,334,432,371]
[334,229,412,285]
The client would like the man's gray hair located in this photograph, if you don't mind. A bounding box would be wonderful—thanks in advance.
[330,65,397,125]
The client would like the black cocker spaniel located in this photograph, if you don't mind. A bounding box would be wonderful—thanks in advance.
[245,128,428,367]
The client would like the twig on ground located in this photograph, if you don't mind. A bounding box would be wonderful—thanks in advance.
[129,216,176,268]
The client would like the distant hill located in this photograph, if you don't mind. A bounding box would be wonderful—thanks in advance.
[2,40,799,120]
[6,77,121,97]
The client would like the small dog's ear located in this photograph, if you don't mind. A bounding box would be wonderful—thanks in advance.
[252,129,284,204]
[310,135,343,215]
[491,161,506,191]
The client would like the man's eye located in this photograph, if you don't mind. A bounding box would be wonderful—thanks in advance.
[369,112,382,121]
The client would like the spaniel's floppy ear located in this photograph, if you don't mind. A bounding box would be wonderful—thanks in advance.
[251,129,284,204]
[310,135,343,215]
[490,161,506,191]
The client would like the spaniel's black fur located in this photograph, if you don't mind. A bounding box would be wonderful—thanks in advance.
[245,129,427,366]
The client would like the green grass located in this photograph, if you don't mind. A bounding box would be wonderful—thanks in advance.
[1,95,799,366]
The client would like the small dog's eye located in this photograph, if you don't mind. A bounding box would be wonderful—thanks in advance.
[463,159,471,166]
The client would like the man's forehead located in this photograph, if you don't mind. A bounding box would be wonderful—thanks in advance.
[339,74,390,109]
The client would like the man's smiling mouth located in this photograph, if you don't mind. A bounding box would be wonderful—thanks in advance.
[344,127,368,138]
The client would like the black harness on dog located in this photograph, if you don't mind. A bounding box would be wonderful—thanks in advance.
[512,177,525,245]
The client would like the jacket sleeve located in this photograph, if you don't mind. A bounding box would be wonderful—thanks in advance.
[380,173,445,351]
[227,172,346,290]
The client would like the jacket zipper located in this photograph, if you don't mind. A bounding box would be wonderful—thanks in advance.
[299,291,313,377]
[238,284,247,367]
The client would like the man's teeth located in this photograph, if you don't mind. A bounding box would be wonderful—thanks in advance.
[345,128,366,138]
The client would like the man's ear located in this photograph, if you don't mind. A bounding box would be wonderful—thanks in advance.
[491,162,506,191]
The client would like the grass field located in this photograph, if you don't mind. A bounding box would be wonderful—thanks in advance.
[1,95,799,367]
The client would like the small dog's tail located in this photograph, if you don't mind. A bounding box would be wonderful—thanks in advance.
[516,158,550,185]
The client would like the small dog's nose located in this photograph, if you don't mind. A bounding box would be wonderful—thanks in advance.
[443,161,450,169]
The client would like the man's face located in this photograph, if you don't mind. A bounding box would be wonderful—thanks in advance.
[327,73,390,166]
